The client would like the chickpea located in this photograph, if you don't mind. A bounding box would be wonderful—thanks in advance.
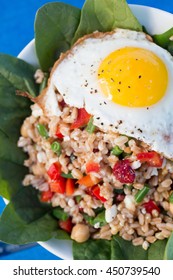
[71,224,90,243]
[32,163,46,176]
[20,122,29,138]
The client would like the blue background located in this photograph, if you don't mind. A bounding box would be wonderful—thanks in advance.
[0,0,173,260]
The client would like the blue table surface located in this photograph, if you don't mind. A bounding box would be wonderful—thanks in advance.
[1,0,173,260]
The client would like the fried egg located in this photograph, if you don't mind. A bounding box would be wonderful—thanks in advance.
[42,28,173,159]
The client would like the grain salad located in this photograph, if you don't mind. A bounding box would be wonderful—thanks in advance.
[17,73,173,250]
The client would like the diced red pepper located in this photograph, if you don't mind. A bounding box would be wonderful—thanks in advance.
[113,159,135,184]
[91,185,107,202]
[136,151,163,167]
[66,178,75,196]
[47,162,61,181]
[49,177,66,194]
[77,174,101,187]
[142,199,160,214]
[70,108,91,130]
[59,217,73,233]
[86,161,100,173]
[55,126,64,139]
[40,189,53,202]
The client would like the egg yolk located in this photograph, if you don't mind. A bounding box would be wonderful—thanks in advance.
[98,47,168,107]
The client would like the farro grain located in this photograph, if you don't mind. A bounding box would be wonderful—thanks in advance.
[132,237,144,246]
[146,236,157,243]
[138,213,145,225]
[121,233,133,241]
[155,232,165,240]
[165,223,173,231]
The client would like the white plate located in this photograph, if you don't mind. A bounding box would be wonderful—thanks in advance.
[18,5,173,260]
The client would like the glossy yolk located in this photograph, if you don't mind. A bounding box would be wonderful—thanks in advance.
[98,47,168,107]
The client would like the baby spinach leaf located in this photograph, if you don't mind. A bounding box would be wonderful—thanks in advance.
[0,187,57,244]
[0,159,27,200]
[0,54,38,143]
[73,239,111,260]
[73,234,148,260]
[35,2,81,71]
[55,229,71,240]
[164,232,173,260]
[148,239,167,260]
[111,235,148,260]
[0,131,26,165]
[0,54,38,98]
[73,0,142,43]
[0,54,38,201]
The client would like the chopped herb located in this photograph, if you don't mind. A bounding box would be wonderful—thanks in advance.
[135,185,150,203]
[51,141,61,156]
[84,211,107,227]
[111,145,123,156]
[61,172,74,179]
[113,188,124,194]
[75,195,82,203]
[36,123,49,139]
[169,192,173,203]
[86,117,96,133]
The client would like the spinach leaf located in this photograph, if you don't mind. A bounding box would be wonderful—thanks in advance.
[0,159,27,200]
[164,232,173,260]
[73,0,142,43]
[55,229,71,240]
[73,239,111,260]
[148,239,167,260]
[0,54,38,143]
[73,234,148,260]
[111,235,148,260]
[35,2,81,71]
[0,54,38,98]
[0,187,57,244]
[0,54,38,200]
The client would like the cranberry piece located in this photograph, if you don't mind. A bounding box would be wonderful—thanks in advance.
[113,159,135,183]
[116,194,125,202]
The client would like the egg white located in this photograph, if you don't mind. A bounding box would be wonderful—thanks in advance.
[42,28,173,159]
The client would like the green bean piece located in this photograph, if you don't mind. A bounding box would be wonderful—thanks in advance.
[61,172,74,179]
[51,141,61,156]
[111,145,123,156]
[52,207,69,221]
[169,192,173,204]
[36,123,49,139]
[135,185,150,203]
[86,117,96,133]
[75,195,82,203]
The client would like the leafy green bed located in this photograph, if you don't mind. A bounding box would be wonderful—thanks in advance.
[0,0,173,260]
